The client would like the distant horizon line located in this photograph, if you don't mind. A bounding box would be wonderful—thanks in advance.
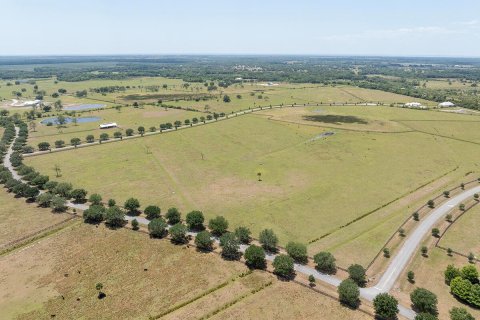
[1,53,480,59]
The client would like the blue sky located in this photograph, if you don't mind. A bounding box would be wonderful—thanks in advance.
[1,0,479,56]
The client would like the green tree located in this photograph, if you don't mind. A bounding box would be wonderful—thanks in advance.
[70,137,81,147]
[105,206,125,228]
[432,228,440,237]
[86,134,95,143]
[234,226,251,244]
[53,182,72,198]
[450,276,472,301]
[219,232,240,259]
[83,205,106,223]
[415,313,437,320]
[208,216,229,236]
[195,230,213,251]
[427,200,435,208]
[413,212,420,221]
[244,245,266,269]
[71,188,88,203]
[272,254,294,278]
[285,242,308,263]
[50,196,67,212]
[54,140,65,148]
[113,131,122,139]
[408,270,415,283]
[461,265,479,284]
[99,133,109,141]
[89,193,103,205]
[166,207,181,224]
[138,126,145,136]
[373,293,399,320]
[338,279,360,308]
[259,229,278,252]
[36,192,53,207]
[124,197,140,215]
[313,251,336,274]
[169,223,188,243]
[421,246,429,257]
[126,128,134,136]
[131,219,139,230]
[410,287,438,315]
[348,264,366,286]
[144,205,161,220]
[108,199,116,207]
[148,217,168,238]
[449,307,475,320]
[223,95,231,103]
[38,141,50,151]
[186,210,204,230]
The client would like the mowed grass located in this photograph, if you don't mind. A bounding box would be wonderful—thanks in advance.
[395,248,480,320]
[0,190,68,247]
[440,204,480,255]
[1,224,248,320]
[209,280,373,320]
[25,106,479,262]
[27,105,202,147]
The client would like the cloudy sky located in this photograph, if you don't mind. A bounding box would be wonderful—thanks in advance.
[1,0,479,56]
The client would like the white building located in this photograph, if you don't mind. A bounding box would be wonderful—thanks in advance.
[99,122,117,129]
[438,101,455,108]
[404,102,424,109]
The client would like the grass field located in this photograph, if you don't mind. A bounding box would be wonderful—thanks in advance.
[27,105,202,146]
[439,203,480,256]
[394,248,480,320]
[25,105,480,267]
[0,190,69,247]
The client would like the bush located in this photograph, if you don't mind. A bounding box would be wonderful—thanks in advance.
[44,180,58,192]
[432,228,440,237]
[169,223,187,243]
[450,276,472,302]
[186,210,204,230]
[89,193,102,205]
[338,279,359,308]
[449,307,475,320]
[348,264,366,286]
[421,246,428,257]
[124,197,140,215]
[108,199,116,207]
[83,205,106,223]
[71,188,88,202]
[36,192,53,207]
[50,196,67,212]
[244,245,266,269]
[208,216,229,236]
[86,134,95,143]
[148,218,168,238]
[427,199,435,208]
[126,128,134,136]
[53,182,72,198]
[413,212,420,221]
[415,313,438,320]
[259,229,278,252]
[373,293,399,320]
[234,226,251,244]
[313,251,336,273]
[408,270,415,283]
[131,219,139,230]
[285,242,308,263]
[219,233,240,259]
[105,206,125,228]
[144,205,161,220]
[195,230,213,250]
[166,207,181,224]
[461,265,479,284]
[410,287,438,315]
[272,254,294,278]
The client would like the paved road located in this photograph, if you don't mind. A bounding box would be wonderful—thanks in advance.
[6,124,480,320]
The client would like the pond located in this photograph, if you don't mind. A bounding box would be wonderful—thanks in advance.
[40,116,102,125]
[63,104,106,111]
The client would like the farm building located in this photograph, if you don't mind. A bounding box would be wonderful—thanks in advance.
[99,122,117,129]
[404,102,425,109]
[438,101,455,108]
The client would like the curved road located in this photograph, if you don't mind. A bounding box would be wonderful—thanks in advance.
[5,125,480,319]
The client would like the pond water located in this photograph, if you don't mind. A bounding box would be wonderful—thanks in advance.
[63,104,106,111]
[40,116,101,125]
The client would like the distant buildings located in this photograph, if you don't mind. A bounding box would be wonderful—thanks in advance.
[438,101,455,108]
[404,102,426,109]
[99,122,117,129]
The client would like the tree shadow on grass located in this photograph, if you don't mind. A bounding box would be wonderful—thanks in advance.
[303,115,368,125]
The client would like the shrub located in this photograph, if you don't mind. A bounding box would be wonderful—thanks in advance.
[108,199,116,207]
[408,270,415,283]
[148,218,168,238]
[166,207,181,224]
[432,228,440,237]
[89,193,103,205]
[195,230,213,250]
[169,223,188,243]
[413,212,420,221]
[208,216,229,236]
[285,242,308,263]
[348,264,366,287]
[460,265,479,284]
[36,192,53,207]
[415,313,437,320]
[259,229,278,252]
[186,210,204,230]
[449,307,475,320]
[373,293,399,320]
[244,245,266,269]
[468,252,475,263]
[427,199,435,208]
[234,226,251,244]
[86,134,95,143]
[272,254,294,278]
[71,188,88,202]
[144,205,161,220]
[450,276,472,304]
[338,279,359,308]
[125,128,134,136]
[313,251,336,273]
[44,180,58,192]
[421,246,428,257]
[410,287,438,315]
[131,219,139,230]
[53,182,72,198]
[219,233,240,259]
[50,196,67,212]
[383,247,390,258]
